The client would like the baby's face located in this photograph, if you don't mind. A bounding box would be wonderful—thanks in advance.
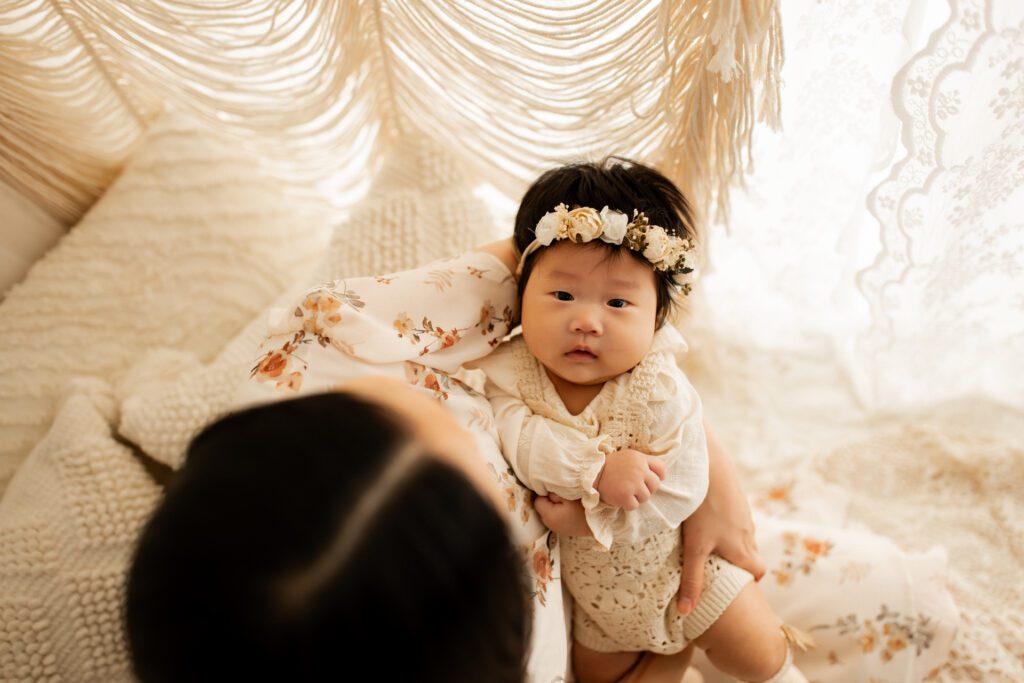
[520,241,658,389]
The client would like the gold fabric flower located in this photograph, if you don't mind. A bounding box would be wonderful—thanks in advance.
[566,207,603,242]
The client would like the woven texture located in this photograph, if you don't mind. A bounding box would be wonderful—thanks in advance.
[0,379,162,682]
[0,0,781,228]
[117,133,498,469]
[0,112,333,496]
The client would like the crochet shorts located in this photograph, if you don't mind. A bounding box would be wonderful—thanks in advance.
[562,529,754,654]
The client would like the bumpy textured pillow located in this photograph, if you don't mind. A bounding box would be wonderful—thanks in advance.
[0,112,333,495]
[117,133,502,469]
[0,380,162,682]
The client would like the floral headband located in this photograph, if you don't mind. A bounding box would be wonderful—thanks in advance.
[516,203,699,293]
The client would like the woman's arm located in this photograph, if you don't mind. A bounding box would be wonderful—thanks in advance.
[475,237,518,275]
[676,420,766,615]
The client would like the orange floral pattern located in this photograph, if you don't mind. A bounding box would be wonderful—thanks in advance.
[755,481,798,515]
[478,299,514,339]
[394,298,513,356]
[520,533,557,608]
[530,544,555,606]
[771,531,834,585]
[811,606,939,663]
[488,462,534,525]
[403,361,462,401]
[252,256,516,395]
[251,332,311,389]
[250,281,368,390]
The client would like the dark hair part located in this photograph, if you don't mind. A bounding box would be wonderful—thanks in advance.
[515,157,697,327]
[126,392,530,683]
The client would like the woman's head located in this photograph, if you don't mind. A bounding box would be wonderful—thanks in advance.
[514,157,698,329]
[126,386,530,683]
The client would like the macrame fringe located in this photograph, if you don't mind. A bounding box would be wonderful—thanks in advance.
[0,0,781,231]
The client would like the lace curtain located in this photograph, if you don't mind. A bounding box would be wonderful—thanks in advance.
[698,0,1024,411]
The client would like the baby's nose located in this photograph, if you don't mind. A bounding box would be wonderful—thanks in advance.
[571,308,603,335]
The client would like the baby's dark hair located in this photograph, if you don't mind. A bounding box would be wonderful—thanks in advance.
[515,157,697,327]
[126,392,530,683]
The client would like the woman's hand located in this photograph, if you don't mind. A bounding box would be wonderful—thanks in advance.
[534,494,592,537]
[677,422,766,615]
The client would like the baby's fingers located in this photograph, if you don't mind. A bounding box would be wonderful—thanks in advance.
[646,456,667,480]
[634,486,652,504]
[533,495,555,522]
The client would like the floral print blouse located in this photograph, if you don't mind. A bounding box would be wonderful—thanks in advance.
[233,250,568,683]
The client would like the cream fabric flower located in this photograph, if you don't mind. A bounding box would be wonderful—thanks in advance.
[599,206,628,244]
[662,239,690,270]
[642,225,670,264]
[522,203,699,291]
[566,207,603,242]
[535,204,567,245]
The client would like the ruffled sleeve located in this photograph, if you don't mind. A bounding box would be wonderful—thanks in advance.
[584,329,710,547]
[477,343,612,509]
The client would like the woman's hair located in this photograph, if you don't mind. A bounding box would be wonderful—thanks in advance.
[515,157,697,327]
[126,392,530,683]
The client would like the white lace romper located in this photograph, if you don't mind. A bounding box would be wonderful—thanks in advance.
[479,326,753,654]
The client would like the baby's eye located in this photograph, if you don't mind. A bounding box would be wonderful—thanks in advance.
[554,291,574,302]
[607,298,629,309]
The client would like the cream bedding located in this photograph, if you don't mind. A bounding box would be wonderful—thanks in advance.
[0,113,334,493]
[683,337,1024,682]
[0,115,1020,682]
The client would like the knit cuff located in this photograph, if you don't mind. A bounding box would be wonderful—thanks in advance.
[682,558,754,641]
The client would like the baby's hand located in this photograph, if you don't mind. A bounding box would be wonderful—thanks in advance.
[534,494,592,536]
[595,448,666,510]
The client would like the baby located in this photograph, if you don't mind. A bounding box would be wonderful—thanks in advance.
[477,159,811,683]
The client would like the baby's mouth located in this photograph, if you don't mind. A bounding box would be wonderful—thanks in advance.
[565,346,597,360]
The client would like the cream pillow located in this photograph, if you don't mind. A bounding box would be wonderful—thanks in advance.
[118,133,502,469]
[0,380,162,682]
[0,178,65,297]
[0,112,333,496]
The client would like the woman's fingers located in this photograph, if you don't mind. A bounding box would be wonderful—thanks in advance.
[743,541,768,581]
[715,533,767,582]
[676,537,711,615]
